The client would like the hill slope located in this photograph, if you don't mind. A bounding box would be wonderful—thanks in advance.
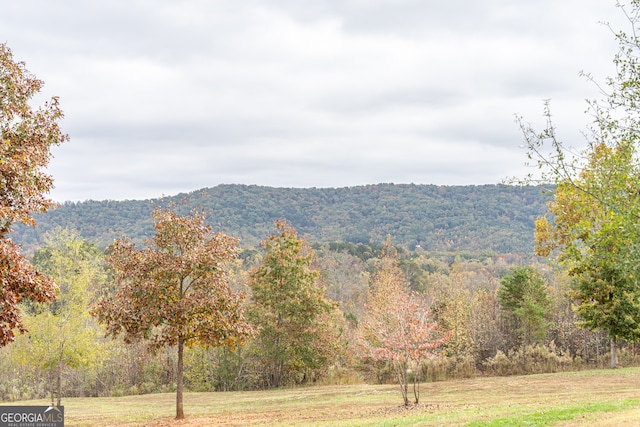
[10,183,552,253]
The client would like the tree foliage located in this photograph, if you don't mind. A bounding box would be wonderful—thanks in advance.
[430,264,476,358]
[12,183,551,254]
[0,43,68,346]
[248,220,340,388]
[93,207,253,419]
[0,44,68,232]
[520,1,640,368]
[360,239,449,406]
[11,228,107,406]
[498,266,551,348]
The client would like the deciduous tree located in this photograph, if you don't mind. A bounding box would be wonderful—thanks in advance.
[431,265,474,359]
[93,208,253,419]
[360,238,449,406]
[536,142,640,367]
[518,1,640,368]
[248,220,340,388]
[0,43,68,346]
[16,229,108,406]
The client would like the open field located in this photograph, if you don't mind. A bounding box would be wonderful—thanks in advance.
[4,368,640,426]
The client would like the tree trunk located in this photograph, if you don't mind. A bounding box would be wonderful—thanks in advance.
[176,338,185,419]
[49,369,55,407]
[412,363,420,405]
[395,361,409,406]
[610,336,618,369]
[56,364,61,407]
[272,313,282,388]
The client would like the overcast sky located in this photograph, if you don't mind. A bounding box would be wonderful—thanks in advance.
[1,1,628,202]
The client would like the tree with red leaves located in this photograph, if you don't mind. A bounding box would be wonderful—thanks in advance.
[0,43,68,346]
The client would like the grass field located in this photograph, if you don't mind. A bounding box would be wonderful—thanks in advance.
[4,367,640,426]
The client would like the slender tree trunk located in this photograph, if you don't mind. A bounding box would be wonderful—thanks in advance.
[176,338,185,419]
[56,364,61,407]
[595,331,600,367]
[271,313,283,388]
[413,362,420,404]
[395,361,409,406]
[610,336,618,369]
[49,369,55,407]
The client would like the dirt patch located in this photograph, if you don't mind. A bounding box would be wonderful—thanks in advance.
[369,402,451,416]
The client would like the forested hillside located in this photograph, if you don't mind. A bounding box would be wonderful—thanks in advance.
[11,183,552,253]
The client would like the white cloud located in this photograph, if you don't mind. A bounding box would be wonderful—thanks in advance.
[0,0,627,201]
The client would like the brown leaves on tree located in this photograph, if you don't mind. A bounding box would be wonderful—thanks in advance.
[93,207,253,419]
[0,238,57,346]
[94,208,253,349]
[0,44,68,234]
[0,43,67,346]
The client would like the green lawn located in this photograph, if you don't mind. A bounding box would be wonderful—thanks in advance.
[3,367,640,426]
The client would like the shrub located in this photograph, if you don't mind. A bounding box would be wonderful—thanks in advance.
[422,355,475,382]
[482,344,573,376]
[616,346,640,368]
[317,365,363,386]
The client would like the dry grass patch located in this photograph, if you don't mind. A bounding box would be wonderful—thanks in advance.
[3,367,640,426]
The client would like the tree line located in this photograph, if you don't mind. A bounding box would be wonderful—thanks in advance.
[1,221,636,416]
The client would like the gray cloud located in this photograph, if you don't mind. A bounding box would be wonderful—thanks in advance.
[0,0,627,201]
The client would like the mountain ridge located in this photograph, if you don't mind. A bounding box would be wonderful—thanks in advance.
[11,183,552,254]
